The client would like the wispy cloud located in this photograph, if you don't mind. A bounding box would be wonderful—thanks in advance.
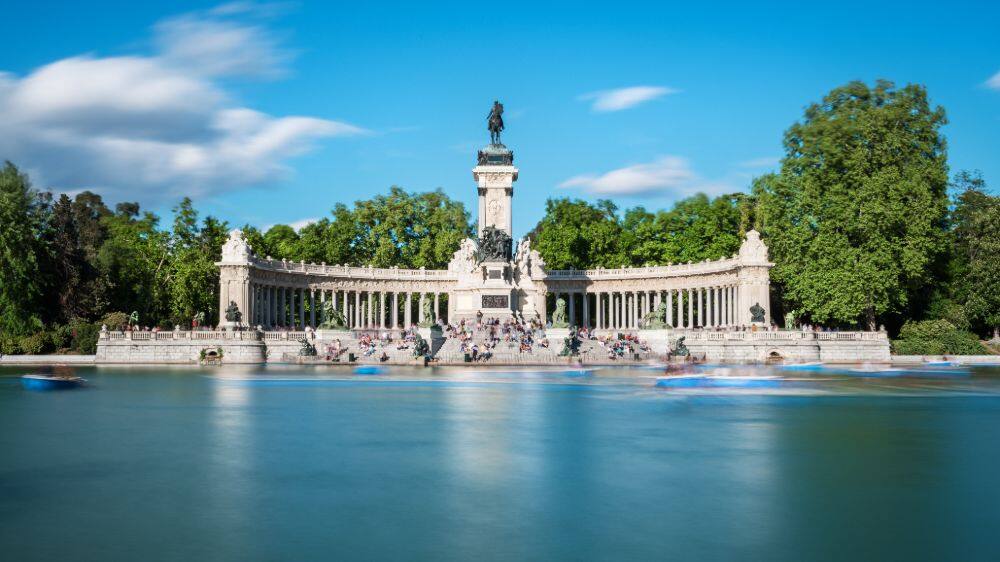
[738,156,780,168]
[986,70,1000,90]
[559,156,732,197]
[289,217,319,231]
[579,86,678,112]
[0,3,366,203]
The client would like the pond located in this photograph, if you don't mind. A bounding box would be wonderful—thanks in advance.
[2,364,1000,561]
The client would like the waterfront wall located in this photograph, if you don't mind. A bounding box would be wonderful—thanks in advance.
[642,330,891,363]
[94,329,892,365]
[96,331,266,364]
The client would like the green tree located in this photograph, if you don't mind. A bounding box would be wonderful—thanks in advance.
[531,198,621,269]
[755,80,949,330]
[168,201,228,326]
[0,162,48,335]
[951,171,1000,339]
[49,194,87,322]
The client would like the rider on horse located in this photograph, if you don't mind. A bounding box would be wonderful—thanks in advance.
[487,100,504,144]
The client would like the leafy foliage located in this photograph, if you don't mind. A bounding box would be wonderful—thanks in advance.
[531,194,746,270]
[754,80,949,330]
[892,320,986,355]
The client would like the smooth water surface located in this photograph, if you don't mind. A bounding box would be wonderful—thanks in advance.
[3,364,1000,561]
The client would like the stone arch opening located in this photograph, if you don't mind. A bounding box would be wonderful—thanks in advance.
[765,350,784,364]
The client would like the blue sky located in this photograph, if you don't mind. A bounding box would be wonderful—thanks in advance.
[1,0,998,238]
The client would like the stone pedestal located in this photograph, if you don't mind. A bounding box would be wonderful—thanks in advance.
[638,329,672,355]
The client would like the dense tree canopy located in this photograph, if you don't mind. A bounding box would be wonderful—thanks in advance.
[754,80,950,330]
[247,187,472,269]
[530,194,749,270]
[951,172,1000,338]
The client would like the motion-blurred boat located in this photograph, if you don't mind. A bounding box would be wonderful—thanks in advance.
[20,374,86,390]
[353,365,386,375]
[655,375,782,389]
[777,362,825,371]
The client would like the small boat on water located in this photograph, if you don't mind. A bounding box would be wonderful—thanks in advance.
[353,365,386,375]
[655,375,782,389]
[20,374,86,390]
[777,362,825,371]
[924,360,959,367]
[560,368,595,377]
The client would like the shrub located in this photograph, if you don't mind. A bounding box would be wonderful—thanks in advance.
[101,312,130,331]
[0,334,19,355]
[70,320,101,354]
[892,320,986,355]
[17,332,50,355]
[49,324,74,350]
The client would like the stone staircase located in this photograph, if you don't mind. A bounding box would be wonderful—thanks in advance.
[434,330,566,365]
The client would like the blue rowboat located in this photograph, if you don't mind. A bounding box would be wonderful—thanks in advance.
[777,362,825,371]
[21,374,86,390]
[561,368,595,377]
[656,375,782,389]
[353,365,386,375]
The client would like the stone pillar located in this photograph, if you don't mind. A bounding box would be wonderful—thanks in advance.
[582,292,590,328]
[666,290,673,327]
[351,291,361,328]
[686,288,693,329]
[309,289,315,328]
[418,293,425,324]
[393,292,399,328]
[341,290,348,325]
[434,293,440,324]
[405,293,412,327]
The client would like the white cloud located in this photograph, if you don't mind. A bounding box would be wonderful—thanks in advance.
[738,156,780,168]
[987,70,1000,90]
[0,4,365,203]
[288,217,319,231]
[559,156,732,197]
[579,86,678,112]
[154,9,290,79]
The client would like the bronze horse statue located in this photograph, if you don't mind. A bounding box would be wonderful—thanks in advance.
[487,100,504,145]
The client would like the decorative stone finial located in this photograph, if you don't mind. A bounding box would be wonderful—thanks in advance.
[220,229,251,263]
[739,229,770,264]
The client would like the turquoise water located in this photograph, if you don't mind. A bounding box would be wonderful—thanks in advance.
[3,364,1000,561]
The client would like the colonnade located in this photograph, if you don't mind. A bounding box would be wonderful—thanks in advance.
[550,286,740,331]
[247,286,448,330]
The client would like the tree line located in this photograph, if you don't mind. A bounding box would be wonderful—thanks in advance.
[0,79,998,355]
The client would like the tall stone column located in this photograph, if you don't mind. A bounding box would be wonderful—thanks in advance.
[393,292,399,328]
[353,291,362,328]
[405,293,412,327]
[433,293,440,324]
[666,290,673,327]
[309,290,316,328]
[341,290,348,324]
[582,292,590,328]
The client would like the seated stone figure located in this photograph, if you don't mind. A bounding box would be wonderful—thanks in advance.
[641,301,669,329]
[297,338,317,356]
[418,298,434,327]
[550,298,568,328]
[670,336,689,357]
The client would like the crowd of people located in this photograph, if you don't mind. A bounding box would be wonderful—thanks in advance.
[445,316,551,361]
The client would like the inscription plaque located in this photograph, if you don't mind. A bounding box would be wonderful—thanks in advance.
[481,295,509,309]
[488,269,502,280]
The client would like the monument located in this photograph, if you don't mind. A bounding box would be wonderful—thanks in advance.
[448,100,525,321]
